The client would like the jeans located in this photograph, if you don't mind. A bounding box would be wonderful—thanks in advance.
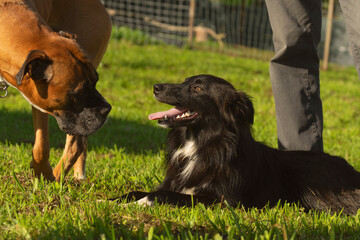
[265,0,360,152]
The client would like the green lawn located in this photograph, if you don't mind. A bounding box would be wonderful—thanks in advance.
[1,28,360,239]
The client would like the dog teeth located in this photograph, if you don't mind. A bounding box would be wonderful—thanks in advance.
[172,111,195,120]
[175,111,194,119]
[164,115,168,120]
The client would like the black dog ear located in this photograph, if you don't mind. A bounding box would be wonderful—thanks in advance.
[16,50,53,86]
[225,91,254,125]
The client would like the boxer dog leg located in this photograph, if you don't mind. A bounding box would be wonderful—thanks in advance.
[53,135,87,181]
[47,0,112,181]
[31,107,55,181]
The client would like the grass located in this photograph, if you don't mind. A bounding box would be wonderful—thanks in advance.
[1,27,360,239]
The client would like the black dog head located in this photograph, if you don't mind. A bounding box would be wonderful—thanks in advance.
[149,75,254,130]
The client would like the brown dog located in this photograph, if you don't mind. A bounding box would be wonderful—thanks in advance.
[0,0,112,181]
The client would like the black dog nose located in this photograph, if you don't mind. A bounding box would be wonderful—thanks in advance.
[153,84,164,95]
[100,103,112,118]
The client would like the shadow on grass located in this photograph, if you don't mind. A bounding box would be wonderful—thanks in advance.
[0,109,167,154]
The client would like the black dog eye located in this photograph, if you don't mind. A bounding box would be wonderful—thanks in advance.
[195,86,202,92]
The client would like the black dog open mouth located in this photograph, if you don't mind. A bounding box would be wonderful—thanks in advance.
[148,106,198,124]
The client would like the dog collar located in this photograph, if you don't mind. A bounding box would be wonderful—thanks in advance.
[0,76,8,98]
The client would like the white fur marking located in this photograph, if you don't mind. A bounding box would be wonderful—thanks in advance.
[181,159,197,180]
[134,196,154,206]
[172,139,197,161]
[0,74,7,83]
[19,92,48,113]
[181,187,196,195]
[171,139,198,181]
[201,182,209,189]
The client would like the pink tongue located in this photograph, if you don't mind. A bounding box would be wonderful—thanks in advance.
[148,107,185,120]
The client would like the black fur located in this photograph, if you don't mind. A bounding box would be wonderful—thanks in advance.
[114,74,360,214]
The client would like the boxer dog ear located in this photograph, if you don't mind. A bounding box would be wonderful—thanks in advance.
[16,50,53,86]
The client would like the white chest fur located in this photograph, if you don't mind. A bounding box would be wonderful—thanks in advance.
[171,139,198,181]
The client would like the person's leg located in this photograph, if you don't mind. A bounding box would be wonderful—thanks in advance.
[339,0,360,78]
[265,0,323,151]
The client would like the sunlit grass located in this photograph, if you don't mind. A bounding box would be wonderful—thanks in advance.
[1,27,360,239]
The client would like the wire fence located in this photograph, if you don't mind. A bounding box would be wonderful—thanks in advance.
[104,0,273,60]
[103,0,353,65]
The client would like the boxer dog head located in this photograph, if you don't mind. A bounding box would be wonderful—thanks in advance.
[3,39,111,136]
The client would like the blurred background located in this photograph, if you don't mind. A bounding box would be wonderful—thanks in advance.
[102,0,353,67]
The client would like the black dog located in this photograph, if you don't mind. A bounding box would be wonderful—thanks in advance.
[113,74,360,214]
